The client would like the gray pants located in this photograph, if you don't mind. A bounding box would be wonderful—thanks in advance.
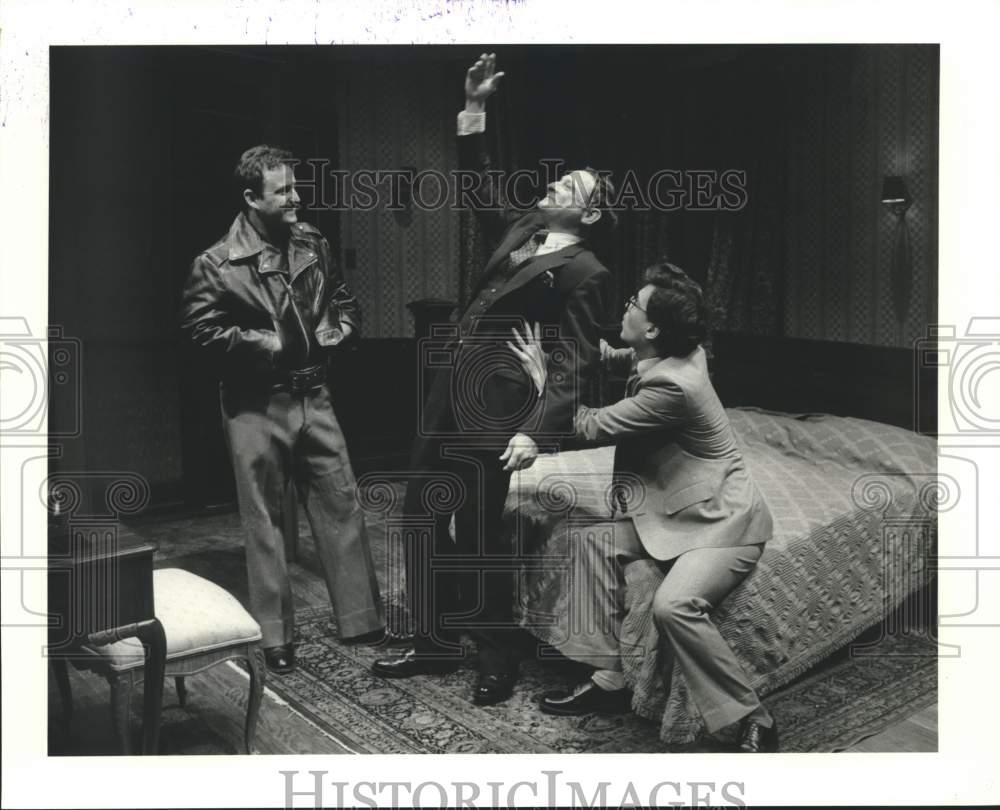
[220,383,384,647]
[559,519,764,732]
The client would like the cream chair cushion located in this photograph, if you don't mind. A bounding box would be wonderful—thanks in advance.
[85,568,261,671]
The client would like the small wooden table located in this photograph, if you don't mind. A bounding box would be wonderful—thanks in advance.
[49,522,165,754]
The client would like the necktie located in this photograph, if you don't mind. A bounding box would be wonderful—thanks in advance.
[507,229,549,271]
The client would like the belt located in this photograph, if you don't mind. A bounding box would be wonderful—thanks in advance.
[270,364,326,395]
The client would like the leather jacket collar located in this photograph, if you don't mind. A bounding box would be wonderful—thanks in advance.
[225,212,319,280]
[227,212,268,262]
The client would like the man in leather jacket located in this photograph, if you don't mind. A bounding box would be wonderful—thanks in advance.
[180,145,384,673]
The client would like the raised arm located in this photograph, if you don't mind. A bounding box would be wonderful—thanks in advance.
[456,53,519,245]
[463,51,505,115]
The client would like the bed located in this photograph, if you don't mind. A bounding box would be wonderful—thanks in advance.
[503,333,938,744]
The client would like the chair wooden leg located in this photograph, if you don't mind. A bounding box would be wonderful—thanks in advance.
[138,618,166,755]
[109,672,134,755]
[175,676,187,708]
[51,658,74,728]
[245,646,266,754]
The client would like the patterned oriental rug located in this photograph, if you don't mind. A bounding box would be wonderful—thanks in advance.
[263,605,936,754]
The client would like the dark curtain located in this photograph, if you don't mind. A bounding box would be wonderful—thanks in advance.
[703,56,788,340]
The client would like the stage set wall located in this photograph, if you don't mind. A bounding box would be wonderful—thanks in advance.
[47,45,938,511]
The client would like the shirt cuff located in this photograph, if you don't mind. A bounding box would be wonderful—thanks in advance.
[456,110,486,136]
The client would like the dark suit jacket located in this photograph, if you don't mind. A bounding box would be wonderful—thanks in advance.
[574,345,774,560]
[412,134,613,465]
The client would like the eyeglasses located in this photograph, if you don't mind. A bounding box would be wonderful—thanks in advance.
[625,294,646,314]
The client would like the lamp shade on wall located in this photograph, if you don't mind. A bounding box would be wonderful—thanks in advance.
[881,175,911,205]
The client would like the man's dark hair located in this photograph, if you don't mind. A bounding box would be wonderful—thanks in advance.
[235,145,296,208]
[642,262,708,358]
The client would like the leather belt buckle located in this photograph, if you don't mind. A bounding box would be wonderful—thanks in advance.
[288,365,324,396]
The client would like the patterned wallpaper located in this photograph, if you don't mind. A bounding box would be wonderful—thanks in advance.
[782,46,938,348]
[335,58,460,338]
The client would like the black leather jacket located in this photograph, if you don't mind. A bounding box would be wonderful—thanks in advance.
[180,212,359,383]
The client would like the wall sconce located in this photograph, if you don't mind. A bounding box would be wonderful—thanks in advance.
[881,175,913,333]
[881,175,912,217]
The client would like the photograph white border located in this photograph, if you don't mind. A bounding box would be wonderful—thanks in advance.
[2,0,998,806]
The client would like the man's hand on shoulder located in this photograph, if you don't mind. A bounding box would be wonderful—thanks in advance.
[464,52,505,113]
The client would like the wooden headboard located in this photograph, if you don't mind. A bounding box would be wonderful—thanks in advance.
[708,331,936,435]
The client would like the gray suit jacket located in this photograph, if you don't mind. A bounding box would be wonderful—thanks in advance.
[574,345,773,561]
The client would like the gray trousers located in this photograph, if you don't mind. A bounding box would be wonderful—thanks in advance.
[220,383,384,647]
[559,519,764,732]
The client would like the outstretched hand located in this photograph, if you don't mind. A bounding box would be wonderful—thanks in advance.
[506,321,547,397]
[465,52,505,106]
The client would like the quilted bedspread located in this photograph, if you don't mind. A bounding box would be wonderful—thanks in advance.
[503,407,937,743]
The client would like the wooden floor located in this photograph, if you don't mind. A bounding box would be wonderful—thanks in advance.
[848,703,937,753]
[48,505,937,755]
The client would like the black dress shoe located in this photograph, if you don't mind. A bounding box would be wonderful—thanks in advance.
[371,646,461,678]
[263,644,295,674]
[737,718,780,753]
[473,672,515,706]
[539,680,631,716]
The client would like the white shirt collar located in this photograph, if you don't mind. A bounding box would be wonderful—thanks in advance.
[535,231,582,257]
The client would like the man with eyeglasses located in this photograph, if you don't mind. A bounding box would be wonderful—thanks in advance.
[509,264,778,752]
[372,53,617,707]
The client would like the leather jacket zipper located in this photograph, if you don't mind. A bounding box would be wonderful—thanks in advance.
[279,274,312,362]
